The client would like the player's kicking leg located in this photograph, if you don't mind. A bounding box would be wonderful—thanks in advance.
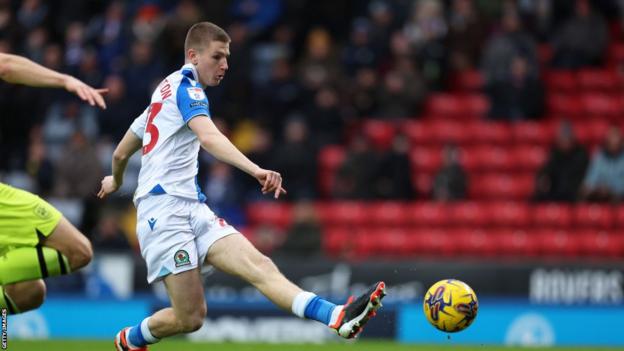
[113,234,386,350]
[205,234,387,339]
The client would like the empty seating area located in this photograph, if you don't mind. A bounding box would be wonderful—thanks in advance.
[244,201,624,260]
[245,42,624,261]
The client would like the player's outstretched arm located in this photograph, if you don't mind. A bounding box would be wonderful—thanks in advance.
[0,53,107,109]
[97,129,143,199]
[188,116,287,198]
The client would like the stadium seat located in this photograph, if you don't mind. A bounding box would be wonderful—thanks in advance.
[581,93,624,117]
[408,203,449,227]
[457,229,499,257]
[469,146,515,172]
[450,70,484,91]
[374,228,411,256]
[367,202,411,227]
[547,93,583,118]
[533,203,573,228]
[402,120,429,144]
[318,146,345,196]
[497,229,539,258]
[448,202,490,227]
[469,173,534,200]
[430,120,472,144]
[409,147,442,173]
[512,145,547,171]
[544,70,577,92]
[577,69,621,92]
[246,202,293,229]
[362,120,397,150]
[512,121,555,145]
[537,230,580,257]
[573,204,614,229]
[425,94,489,119]
[467,122,513,145]
[578,231,623,258]
[316,202,368,226]
[323,227,353,258]
[488,202,531,227]
[574,119,610,146]
[411,229,457,257]
[615,206,624,228]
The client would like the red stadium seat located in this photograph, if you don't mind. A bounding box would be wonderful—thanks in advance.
[448,202,490,227]
[512,121,555,145]
[361,120,397,150]
[322,227,351,257]
[581,93,624,117]
[607,42,624,67]
[316,202,367,226]
[318,146,345,196]
[497,229,539,258]
[408,203,449,227]
[573,204,614,229]
[430,120,471,144]
[425,94,489,119]
[578,231,624,258]
[470,146,515,172]
[488,202,531,227]
[410,147,442,173]
[457,229,499,257]
[577,69,621,92]
[469,173,535,200]
[402,120,429,144]
[533,203,573,228]
[412,172,435,197]
[615,206,624,227]
[574,119,610,146]
[246,202,293,229]
[411,229,457,257]
[450,70,484,91]
[374,228,411,256]
[537,230,580,257]
[512,145,547,171]
[544,70,577,92]
[467,122,513,145]
[368,202,411,227]
[547,93,583,118]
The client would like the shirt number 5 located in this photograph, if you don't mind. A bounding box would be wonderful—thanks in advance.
[143,102,163,155]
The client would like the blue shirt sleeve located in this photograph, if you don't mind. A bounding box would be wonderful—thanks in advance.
[176,77,210,124]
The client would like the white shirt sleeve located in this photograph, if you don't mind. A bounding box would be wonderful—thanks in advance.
[129,107,149,139]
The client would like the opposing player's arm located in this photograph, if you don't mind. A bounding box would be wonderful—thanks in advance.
[188,116,286,198]
[0,53,107,109]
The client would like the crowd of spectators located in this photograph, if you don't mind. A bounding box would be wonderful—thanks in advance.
[1,0,624,255]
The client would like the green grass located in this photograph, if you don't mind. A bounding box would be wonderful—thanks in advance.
[4,340,624,351]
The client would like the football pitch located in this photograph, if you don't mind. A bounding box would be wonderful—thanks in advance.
[5,340,624,351]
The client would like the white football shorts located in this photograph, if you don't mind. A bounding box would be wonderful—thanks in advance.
[136,194,239,283]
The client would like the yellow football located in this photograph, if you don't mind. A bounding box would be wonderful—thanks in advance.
[423,279,478,333]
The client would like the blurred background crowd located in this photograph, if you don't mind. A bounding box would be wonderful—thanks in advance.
[1,0,624,264]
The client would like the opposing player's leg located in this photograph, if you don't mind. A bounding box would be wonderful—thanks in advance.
[0,280,46,314]
[205,233,386,338]
[115,268,206,351]
[41,216,93,271]
[0,183,92,286]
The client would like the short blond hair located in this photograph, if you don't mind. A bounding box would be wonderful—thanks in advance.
[184,22,230,53]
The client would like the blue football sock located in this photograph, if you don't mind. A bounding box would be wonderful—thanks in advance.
[127,317,159,348]
[304,296,337,325]
[127,323,147,348]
